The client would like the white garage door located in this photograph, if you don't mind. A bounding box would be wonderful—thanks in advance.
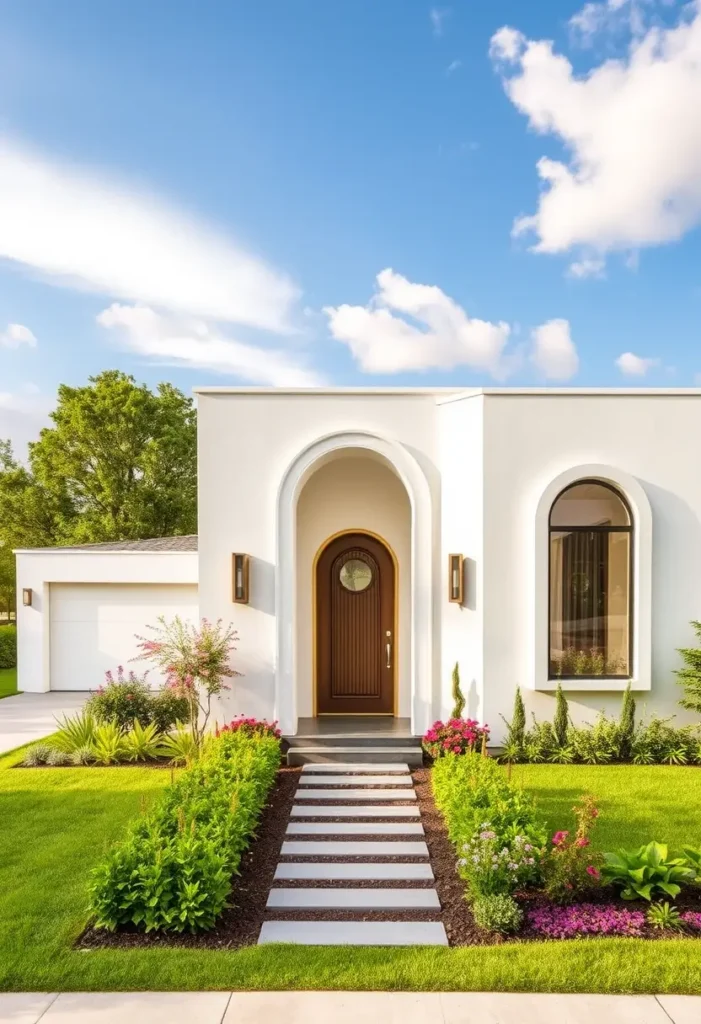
[49,583,199,691]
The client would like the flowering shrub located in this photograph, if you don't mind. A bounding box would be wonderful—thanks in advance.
[459,828,540,896]
[471,893,523,934]
[135,616,241,748]
[527,903,646,939]
[216,716,281,740]
[543,795,603,903]
[86,666,189,731]
[422,718,490,759]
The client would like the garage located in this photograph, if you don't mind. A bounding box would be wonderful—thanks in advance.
[49,583,199,691]
[14,535,199,694]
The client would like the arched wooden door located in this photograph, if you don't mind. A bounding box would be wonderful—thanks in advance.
[316,532,396,715]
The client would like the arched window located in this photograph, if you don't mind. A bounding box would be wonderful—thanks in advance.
[549,480,632,678]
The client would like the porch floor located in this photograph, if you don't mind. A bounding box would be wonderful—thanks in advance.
[293,716,413,739]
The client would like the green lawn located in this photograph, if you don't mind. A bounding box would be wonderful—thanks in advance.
[0,666,18,699]
[1,756,701,994]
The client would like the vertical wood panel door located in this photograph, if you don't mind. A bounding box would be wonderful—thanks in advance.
[316,532,395,714]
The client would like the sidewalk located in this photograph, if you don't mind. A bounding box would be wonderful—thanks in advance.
[1,991,699,1023]
[0,691,86,755]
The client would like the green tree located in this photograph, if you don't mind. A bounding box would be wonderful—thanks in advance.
[618,682,636,759]
[553,682,569,748]
[450,662,465,718]
[509,687,527,748]
[675,620,701,716]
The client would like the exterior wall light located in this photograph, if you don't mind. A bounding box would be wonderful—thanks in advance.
[22,587,33,607]
[448,554,464,604]
[232,554,250,604]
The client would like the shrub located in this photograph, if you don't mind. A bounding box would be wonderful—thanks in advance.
[471,893,522,934]
[89,729,281,933]
[158,721,201,765]
[602,842,696,901]
[459,829,540,897]
[71,745,96,766]
[631,716,700,766]
[0,624,17,669]
[216,717,281,740]
[450,662,465,719]
[52,711,97,753]
[22,743,52,767]
[122,720,162,762]
[619,682,636,760]
[86,667,189,731]
[682,845,701,881]
[542,795,603,902]
[568,716,618,765]
[45,748,73,767]
[553,683,569,748]
[523,718,556,763]
[91,721,127,765]
[675,620,701,716]
[423,718,490,759]
[527,903,646,939]
[647,901,682,931]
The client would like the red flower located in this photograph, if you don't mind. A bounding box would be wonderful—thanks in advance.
[586,865,601,879]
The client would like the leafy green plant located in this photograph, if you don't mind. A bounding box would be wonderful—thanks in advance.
[523,718,556,763]
[52,711,97,753]
[86,667,190,731]
[631,716,699,766]
[682,846,701,882]
[450,662,465,718]
[158,722,200,765]
[91,721,127,766]
[122,720,162,762]
[89,728,282,933]
[45,748,73,767]
[647,901,682,931]
[542,795,603,903]
[71,745,96,766]
[553,682,569,748]
[675,620,701,715]
[0,623,16,669]
[619,683,636,760]
[471,893,523,934]
[602,842,696,901]
[499,688,526,763]
[22,743,52,767]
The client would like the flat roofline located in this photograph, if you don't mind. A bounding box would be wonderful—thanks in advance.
[194,385,701,398]
[13,549,198,556]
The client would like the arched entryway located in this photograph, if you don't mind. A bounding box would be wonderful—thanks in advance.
[315,530,397,716]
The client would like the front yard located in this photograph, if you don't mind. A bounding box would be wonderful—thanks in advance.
[2,748,701,993]
[0,667,17,699]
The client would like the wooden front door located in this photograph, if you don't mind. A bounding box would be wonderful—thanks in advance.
[316,532,395,715]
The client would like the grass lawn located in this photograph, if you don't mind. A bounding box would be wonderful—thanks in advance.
[1,756,701,994]
[0,666,18,699]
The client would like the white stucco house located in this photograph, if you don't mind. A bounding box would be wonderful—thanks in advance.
[14,387,701,742]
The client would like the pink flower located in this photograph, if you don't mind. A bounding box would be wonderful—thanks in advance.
[575,837,590,848]
[552,830,569,847]
[586,865,600,879]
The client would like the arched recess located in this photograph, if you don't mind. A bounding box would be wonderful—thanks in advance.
[276,430,433,735]
[529,463,652,692]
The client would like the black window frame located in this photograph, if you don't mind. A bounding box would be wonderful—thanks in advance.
[548,478,633,681]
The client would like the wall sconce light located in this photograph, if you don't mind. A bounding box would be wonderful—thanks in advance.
[232,554,250,604]
[22,588,33,607]
[448,554,464,604]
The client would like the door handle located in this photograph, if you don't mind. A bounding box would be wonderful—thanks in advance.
[386,630,392,669]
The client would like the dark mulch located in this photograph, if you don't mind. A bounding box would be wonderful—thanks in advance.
[77,767,301,950]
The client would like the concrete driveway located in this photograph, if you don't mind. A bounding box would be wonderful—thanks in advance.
[0,691,87,755]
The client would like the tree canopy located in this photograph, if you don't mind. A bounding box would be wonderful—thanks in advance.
[0,371,197,594]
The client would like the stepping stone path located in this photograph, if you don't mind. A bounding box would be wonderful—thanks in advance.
[259,762,448,947]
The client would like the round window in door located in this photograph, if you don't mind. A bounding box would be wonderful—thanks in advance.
[339,558,373,592]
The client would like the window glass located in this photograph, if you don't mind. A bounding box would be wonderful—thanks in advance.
[339,558,373,592]
[550,482,630,528]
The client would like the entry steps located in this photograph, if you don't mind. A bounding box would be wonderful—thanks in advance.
[285,745,422,767]
[259,761,447,947]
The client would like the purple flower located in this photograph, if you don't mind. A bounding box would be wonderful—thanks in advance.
[527,903,645,940]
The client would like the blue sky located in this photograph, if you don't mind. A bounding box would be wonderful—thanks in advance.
[1,0,700,452]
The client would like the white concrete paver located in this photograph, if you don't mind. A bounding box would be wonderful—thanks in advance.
[438,992,673,1023]
[223,991,443,1024]
[266,887,441,909]
[301,762,410,772]
[280,840,429,857]
[0,992,57,1024]
[294,788,417,801]
[657,996,701,1024]
[274,861,434,879]
[286,821,425,834]
[38,991,232,1024]
[298,775,413,786]
[258,920,448,945]
[290,804,420,817]
[0,691,86,755]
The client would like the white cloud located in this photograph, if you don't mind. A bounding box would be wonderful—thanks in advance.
[615,351,660,375]
[569,0,647,43]
[430,7,449,36]
[324,268,513,376]
[0,323,37,348]
[0,137,299,332]
[97,303,323,387]
[446,59,462,75]
[568,257,606,278]
[0,389,52,459]
[530,319,579,380]
[490,4,701,257]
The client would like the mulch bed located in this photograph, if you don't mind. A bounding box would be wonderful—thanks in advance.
[77,766,301,950]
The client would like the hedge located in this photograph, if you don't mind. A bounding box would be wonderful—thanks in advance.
[89,729,281,932]
[0,625,16,669]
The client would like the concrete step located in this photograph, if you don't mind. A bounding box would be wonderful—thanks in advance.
[266,888,440,910]
[280,840,429,857]
[301,762,411,773]
[294,788,417,801]
[274,862,434,880]
[290,805,421,818]
[286,821,425,835]
[298,774,413,787]
[258,920,448,946]
[287,746,422,766]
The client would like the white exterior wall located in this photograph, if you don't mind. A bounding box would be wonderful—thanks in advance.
[480,393,701,740]
[15,551,198,693]
[197,392,441,730]
[295,455,411,717]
